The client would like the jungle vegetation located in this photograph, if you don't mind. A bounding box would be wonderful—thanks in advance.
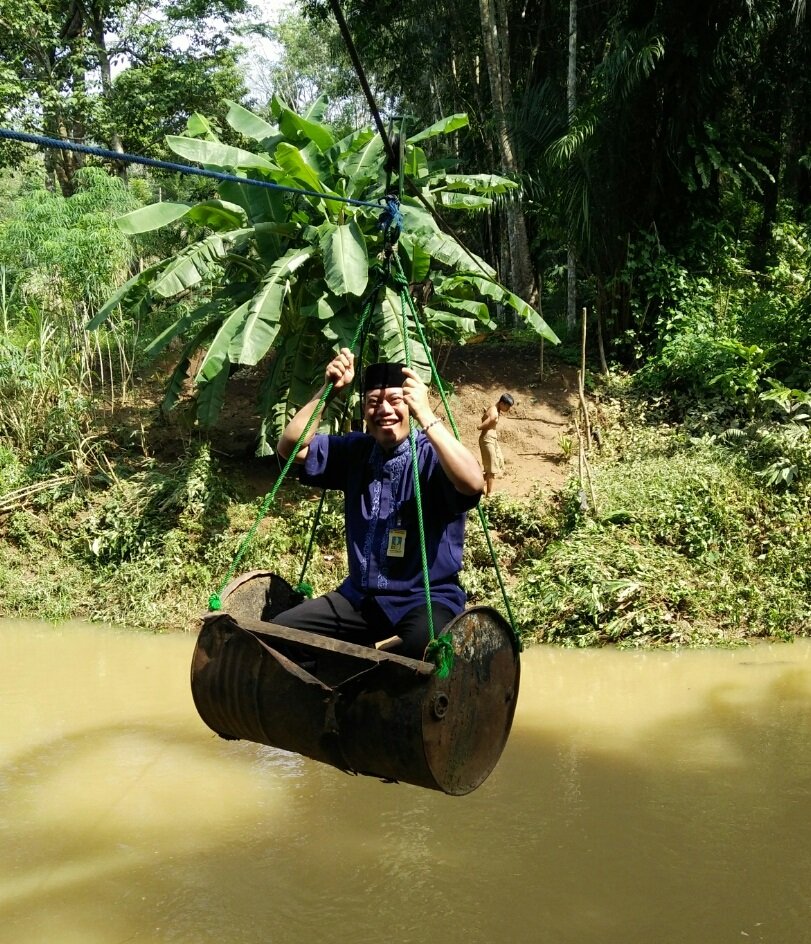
[0,0,809,646]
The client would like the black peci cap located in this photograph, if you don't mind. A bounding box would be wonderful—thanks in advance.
[362,362,407,393]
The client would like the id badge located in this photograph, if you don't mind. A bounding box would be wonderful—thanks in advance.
[387,529,407,558]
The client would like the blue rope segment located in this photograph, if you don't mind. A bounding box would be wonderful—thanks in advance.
[378,194,403,243]
[0,128,380,210]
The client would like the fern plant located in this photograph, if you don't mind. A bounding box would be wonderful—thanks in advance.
[717,381,811,488]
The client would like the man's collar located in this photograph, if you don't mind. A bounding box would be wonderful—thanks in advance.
[370,437,411,464]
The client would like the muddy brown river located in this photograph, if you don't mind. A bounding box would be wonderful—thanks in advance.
[1,617,810,944]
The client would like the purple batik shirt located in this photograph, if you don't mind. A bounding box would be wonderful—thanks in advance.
[299,431,480,625]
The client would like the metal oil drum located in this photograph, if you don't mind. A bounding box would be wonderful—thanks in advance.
[190,571,520,795]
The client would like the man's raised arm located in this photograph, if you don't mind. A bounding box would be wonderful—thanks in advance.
[276,348,355,463]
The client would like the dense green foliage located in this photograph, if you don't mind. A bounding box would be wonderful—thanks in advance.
[0,169,145,473]
[303,0,811,349]
[0,0,251,194]
[92,99,555,452]
[1,1,810,649]
[1,370,808,646]
[493,381,811,646]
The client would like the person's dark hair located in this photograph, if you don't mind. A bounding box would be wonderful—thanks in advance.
[498,393,514,407]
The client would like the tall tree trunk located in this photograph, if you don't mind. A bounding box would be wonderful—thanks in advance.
[478,0,538,309]
[566,0,578,331]
[45,110,81,196]
[90,6,128,179]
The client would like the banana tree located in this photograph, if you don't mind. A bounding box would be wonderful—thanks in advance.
[90,96,558,453]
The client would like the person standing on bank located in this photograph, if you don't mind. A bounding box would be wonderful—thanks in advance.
[274,348,484,660]
[478,393,514,497]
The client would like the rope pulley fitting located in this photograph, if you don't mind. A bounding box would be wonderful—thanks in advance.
[378,193,403,246]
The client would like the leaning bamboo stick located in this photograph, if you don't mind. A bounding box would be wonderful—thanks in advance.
[0,476,73,515]
[579,308,593,450]
[573,414,598,514]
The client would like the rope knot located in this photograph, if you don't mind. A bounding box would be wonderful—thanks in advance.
[378,194,403,245]
[208,593,222,612]
[425,634,454,679]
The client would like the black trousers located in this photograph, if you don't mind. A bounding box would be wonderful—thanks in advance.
[272,591,455,660]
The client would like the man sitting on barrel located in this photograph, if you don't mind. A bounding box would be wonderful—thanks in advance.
[274,348,484,660]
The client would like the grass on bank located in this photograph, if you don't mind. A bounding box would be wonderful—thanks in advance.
[482,378,811,647]
[1,376,810,645]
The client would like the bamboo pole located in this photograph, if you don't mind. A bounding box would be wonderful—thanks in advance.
[578,306,592,450]
[573,414,598,514]
[596,303,609,375]
[576,306,598,512]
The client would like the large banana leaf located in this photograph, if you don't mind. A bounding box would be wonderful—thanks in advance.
[196,362,231,428]
[404,146,430,180]
[399,235,432,283]
[337,134,386,197]
[161,319,221,414]
[186,112,219,140]
[143,285,255,361]
[423,309,478,338]
[151,230,252,298]
[329,127,375,161]
[218,179,287,226]
[273,142,332,196]
[432,295,493,324]
[374,287,431,381]
[407,114,470,143]
[320,221,368,297]
[442,174,519,194]
[228,246,316,366]
[257,318,335,453]
[117,201,191,234]
[273,96,335,152]
[116,198,248,235]
[195,301,250,383]
[501,288,560,343]
[86,261,162,328]
[218,179,288,263]
[166,135,276,172]
[303,292,345,322]
[438,193,493,210]
[442,274,560,343]
[224,100,279,146]
[408,224,497,280]
[256,350,286,456]
[186,200,248,230]
[321,308,364,349]
[285,320,333,420]
[301,96,329,126]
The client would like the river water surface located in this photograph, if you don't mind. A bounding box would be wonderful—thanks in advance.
[1,617,810,944]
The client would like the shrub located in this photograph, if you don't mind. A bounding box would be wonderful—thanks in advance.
[503,386,811,647]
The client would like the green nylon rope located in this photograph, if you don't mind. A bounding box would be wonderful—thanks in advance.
[391,256,522,653]
[294,375,362,595]
[207,286,379,612]
[295,487,327,599]
[398,283,454,679]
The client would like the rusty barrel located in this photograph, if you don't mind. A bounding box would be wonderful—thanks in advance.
[190,571,520,795]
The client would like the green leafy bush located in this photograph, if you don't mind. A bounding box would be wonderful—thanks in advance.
[81,443,233,565]
[505,386,811,647]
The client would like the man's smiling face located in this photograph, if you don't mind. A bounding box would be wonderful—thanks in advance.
[364,386,410,450]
